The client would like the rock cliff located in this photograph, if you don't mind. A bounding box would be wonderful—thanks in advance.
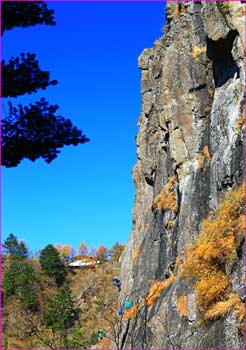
[118,2,245,349]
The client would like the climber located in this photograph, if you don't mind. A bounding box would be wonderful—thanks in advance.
[124,299,133,309]
[113,277,121,292]
[98,330,104,340]
[118,308,125,316]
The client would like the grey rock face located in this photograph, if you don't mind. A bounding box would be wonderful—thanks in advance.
[117,2,244,349]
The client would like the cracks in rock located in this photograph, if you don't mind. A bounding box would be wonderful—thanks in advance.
[160,121,170,153]
[189,83,207,93]
[120,319,130,349]
[206,30,240,88]
[218,174,234,191]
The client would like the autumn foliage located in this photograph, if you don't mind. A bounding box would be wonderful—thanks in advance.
[123,276,176,319]
[132,244,141,263]
[152,176,178,213]
[177,296,188,317]
[181,184,244,325]
[146,276,176,305]
[198,145,211,169]
[122,305,139,319]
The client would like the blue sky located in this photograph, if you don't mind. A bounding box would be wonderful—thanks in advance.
[2,1,166,254]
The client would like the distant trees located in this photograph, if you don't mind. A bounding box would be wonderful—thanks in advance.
[3,259,39,311]
[2,235,126,348]
[96,245,109,263]
[1,1,89,167]
[78,241,88,257]
[3,233,28,258]
[55,243,75,263]
[110,242,125,262]
[39,244,65,285]
[89,245,97,257]
[3,235,39,311]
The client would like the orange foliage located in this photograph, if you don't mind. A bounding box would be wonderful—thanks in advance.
[174,4,179,18]
[97,245,108,261]
[166,220,174,230]
[198,154,205,169]
[203,146,211,160]
[122,305,139,319]
[236,111,245,131]
[198,146,211,169]
[204,293,241,320]
[97,338,111,349]
[146,276,176,305]
[204,105,211,114]
[55,243,75,260]
[132,244,141,263]
[195,273,230,311]
[181,185,244,324]
[152,177,178,213]
[177,296,188,317]
[122,276,176,319]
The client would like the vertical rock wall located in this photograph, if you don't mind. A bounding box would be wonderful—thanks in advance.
[118,2,245,349]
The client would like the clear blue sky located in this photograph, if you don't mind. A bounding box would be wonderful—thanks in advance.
[2,1,166,254]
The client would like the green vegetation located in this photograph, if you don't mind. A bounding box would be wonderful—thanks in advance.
[3,235,39,311]
[3,257,39,311]
[3,233,28,258]
[39,244,65,285]
[3,237,121,349]
[44,283,79,348]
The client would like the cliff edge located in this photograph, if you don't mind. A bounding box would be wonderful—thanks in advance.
[118,2,245,349]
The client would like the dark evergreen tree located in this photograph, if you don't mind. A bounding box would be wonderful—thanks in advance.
[2,53,58,98]
[1,1,56,34]
[39,244,65,285]
[3,233,28,258]
[3,259,39,311]
[44,283,79,347]
[1,1,89,168]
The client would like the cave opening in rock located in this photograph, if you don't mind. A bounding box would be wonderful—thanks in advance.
[206,30,239,88]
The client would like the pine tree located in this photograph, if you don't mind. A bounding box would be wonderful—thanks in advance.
[44,283,79,347]
[3,259,39,311]
[1,1,89,167]
[39,244,65,285]
[3,233,28,258]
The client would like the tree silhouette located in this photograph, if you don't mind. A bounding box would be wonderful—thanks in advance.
[1,1,89,168]
[1,1,56,34]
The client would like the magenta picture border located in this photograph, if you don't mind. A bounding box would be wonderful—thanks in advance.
[0,0,245,349]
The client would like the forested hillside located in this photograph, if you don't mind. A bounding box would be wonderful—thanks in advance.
[2,234,124,349]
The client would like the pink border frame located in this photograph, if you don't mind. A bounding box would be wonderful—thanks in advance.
[0,0,245,349]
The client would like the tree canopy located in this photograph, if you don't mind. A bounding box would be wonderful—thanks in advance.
[3,244,39,311]
[1,1,56,34]
[1,1,89,168]
[39,244,65,285]
[3,233,28,258]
